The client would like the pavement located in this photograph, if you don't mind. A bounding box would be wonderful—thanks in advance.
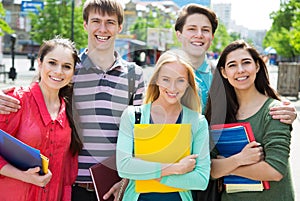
[0,55,300,200]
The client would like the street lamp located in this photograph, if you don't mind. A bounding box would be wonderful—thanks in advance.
[8,34,17,81]
[71,0,75,41]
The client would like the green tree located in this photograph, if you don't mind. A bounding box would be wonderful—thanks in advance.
[210,23,232,54]
[130,9,173,42]
[0,3,14,36]
[29,0,87,49]
[263,0,300,61]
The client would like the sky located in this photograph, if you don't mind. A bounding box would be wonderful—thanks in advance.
[211,0,281,30]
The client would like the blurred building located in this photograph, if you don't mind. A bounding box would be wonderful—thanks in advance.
[212,3,231,29]
[138,0,211,7]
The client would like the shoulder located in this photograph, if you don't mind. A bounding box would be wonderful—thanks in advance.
[261,98,281,115]
[120,59,143,76]
[6,85,31,103]
[182,106,207,124]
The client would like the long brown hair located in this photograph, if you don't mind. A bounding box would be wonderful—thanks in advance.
[37,36,83,155]
[205,40,280,125]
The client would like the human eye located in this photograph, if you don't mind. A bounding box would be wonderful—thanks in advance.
[91,18,100,24]
[48,61,56,66]
[63,65,72,69]
[227,63,236,68]
[162,77,170,82]
[202,28,210,33]
[107,20,116,26]
[243,59,252,65]
[178,78,186,83]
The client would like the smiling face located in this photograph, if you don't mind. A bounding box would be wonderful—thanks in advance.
[84,10,122,53]
[221,48,259,92]
[38,45,74,92]
[176,13,214,59]
[156,62,189,106]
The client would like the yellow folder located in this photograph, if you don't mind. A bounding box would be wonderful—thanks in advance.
[134,124,191,193]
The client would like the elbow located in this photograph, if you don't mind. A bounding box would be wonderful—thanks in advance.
[210,169,223,179]
[272,172,283,181]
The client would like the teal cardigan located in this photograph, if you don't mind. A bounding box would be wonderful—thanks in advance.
[116,103,210,201]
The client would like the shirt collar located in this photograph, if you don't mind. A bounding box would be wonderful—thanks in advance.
[30,82,67,128]
[80,50,124,72]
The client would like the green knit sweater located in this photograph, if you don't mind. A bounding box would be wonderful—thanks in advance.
[220,98,294,201]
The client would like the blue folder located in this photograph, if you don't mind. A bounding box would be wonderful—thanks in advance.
[211,126,260,185]
[0,129,46,175]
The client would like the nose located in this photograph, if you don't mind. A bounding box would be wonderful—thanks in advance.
[98,22,107,32]
[237,64,245,73]
[195,29,204,37]
[169,81,176,91]
[53,65,63,74]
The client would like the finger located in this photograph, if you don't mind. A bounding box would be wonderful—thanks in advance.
[103,184,117,200]
[279,119,293,125]
[0,98,21,113]
[247,141,260,148]
[26,167,40,174]
[270,107,294,114]
[271,114,291,120]
[188,154,198,159]
[281,100,291,105]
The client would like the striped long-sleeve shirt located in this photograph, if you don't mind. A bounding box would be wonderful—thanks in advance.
[73,51,145,182]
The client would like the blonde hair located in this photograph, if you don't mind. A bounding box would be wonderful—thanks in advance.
[145,49,201,113]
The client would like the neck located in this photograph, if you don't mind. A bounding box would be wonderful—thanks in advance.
[39,83,61,120]
[87,48,116,71]
[235,88,268,119]
[235,87,262,106]
[191,54,206,70]
[151,99,182,123]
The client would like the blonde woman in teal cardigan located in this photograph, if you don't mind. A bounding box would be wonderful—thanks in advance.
[116,49,210,201]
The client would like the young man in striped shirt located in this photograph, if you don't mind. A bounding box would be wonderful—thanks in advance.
[71,0,145,200]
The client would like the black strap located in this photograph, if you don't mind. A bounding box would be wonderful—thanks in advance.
[128,63,136,105]
[134,106,141,124]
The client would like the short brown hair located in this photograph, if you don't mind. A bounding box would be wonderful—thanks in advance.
[175,4,218,34]
[83,0,124,25]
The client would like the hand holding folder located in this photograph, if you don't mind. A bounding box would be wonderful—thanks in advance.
[89,155,122,201]
[0,129,49,175]
[210,122,270,193]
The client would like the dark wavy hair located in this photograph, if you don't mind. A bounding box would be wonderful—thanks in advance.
[37,36,83,155]
[205,40,280,125]
[175,3,218,34]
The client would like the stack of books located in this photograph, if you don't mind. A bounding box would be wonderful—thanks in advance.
[210,122,270,193]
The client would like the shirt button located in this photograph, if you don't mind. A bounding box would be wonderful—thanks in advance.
[52,121,55,124]
[50,128,53,131]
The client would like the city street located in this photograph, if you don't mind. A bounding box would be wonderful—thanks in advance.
[0,55,299,199]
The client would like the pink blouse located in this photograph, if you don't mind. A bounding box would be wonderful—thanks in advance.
[0,82,78,201]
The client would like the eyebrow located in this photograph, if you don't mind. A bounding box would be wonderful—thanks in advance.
[48,58,73,66]
[226,58,252,66]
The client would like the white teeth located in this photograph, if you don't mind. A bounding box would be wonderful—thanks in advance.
[96,36,109,40]
[236,77,247,81]
[51,77,63,81]
[192,42,204,46]
[167,92,177,97]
